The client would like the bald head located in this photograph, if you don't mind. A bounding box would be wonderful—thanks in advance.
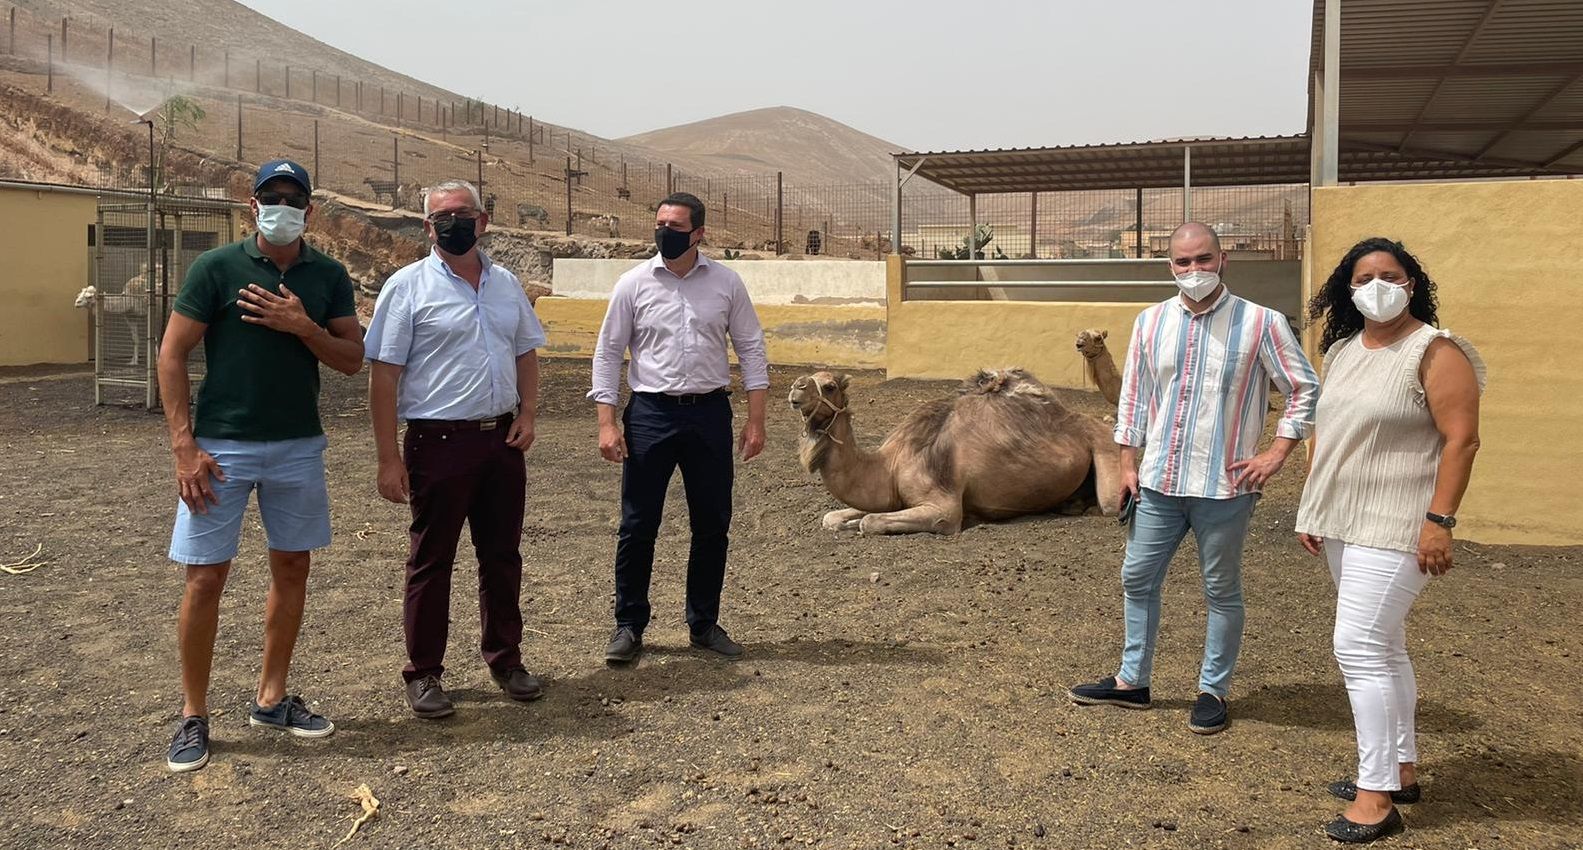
[1169,221,1221,254]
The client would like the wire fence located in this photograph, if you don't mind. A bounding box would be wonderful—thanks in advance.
[0,3,1309,262]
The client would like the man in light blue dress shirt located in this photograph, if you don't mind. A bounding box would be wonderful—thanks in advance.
[364,179,547,719]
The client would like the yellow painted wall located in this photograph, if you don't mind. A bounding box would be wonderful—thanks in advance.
[884,255,1150,390]
[0,187,97,366]
[1310,179,1583,546]
[533,298,887,370]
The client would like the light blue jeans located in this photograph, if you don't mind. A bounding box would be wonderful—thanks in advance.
[1117,488,1257,698]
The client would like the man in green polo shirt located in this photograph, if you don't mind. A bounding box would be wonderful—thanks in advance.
[156,159,364,773]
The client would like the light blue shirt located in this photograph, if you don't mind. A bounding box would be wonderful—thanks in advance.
[365,249,546,421]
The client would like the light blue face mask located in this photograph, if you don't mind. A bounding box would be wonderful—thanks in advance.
[256,203,306,246]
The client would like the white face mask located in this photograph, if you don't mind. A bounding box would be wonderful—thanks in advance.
[256,203,307,246]
[1350,277,1411,323]
[1172,261,1223,301]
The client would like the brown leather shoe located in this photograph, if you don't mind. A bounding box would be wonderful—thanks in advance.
[405,675,455,719]
[490,666,544,702]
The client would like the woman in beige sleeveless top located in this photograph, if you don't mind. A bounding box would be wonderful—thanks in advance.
[1295,238,1485,844]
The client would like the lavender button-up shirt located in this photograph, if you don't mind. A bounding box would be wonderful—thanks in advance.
[588,253,769,406]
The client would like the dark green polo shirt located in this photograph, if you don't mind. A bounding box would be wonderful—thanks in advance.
[173,237,357,441]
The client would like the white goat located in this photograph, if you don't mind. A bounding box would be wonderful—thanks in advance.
[74,269,152,366]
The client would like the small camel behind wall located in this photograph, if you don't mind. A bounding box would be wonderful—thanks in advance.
[1075,328,1122,406]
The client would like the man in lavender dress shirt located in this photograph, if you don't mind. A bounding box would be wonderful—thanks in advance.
[589,192,770,664]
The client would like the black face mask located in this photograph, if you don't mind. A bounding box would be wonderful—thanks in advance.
[433,216,479,256]
[655,226,695,260]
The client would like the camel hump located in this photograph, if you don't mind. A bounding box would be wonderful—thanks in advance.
[959,367,1054,402]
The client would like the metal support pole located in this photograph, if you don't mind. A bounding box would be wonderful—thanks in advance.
[60,17,67,62]
[144,118,156,410]
[7,8,14,56]
[564,156,573,236]
[313,120,320,187]
[224,49,230,87]
[189,44,195,80]
[892,159,902,257]
[105,28,113,112]
[335,74,341,107]
[311,69,317,103]
[236,93,242,160]
[392,136,400,206]
[476,148,484,192]
[396,91,403,125]
[1317,0,1340,186]
[1029,192,1038,259]
[527,116,534,164]
[1135,187,1144,257]
[775,171,784,254]
[968,194,977,259]
[254,58,260,93]
[46,34,53,93]
[150,36,156,76]
[722,191,728,231]
[666,163,673,195]
[1182,146,1192,222]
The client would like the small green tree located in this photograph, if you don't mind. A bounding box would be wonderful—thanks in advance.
[151,95,206,193]
[935,223,1007,260]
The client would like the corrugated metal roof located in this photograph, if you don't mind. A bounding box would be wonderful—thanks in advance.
[1312,0,1583,173]
[891,1,1583,195]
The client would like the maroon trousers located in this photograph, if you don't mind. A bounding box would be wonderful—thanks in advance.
[401,419,525,682]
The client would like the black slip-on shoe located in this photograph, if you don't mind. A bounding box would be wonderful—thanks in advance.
[1067,676,1152,709]
[1325,807,1405,843]
[1327,778,1421,804]
[1188,692,1229,735]
[605,626,643,665]
[689,624,744,659]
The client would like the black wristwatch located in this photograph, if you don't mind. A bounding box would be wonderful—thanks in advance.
[1425,511,1457,529]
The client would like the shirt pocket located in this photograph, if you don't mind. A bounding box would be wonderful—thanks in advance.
[1200,326,1255,390]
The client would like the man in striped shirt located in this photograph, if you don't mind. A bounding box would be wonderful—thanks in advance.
[1069,222,1319,735]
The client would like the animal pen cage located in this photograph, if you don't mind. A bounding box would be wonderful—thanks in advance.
[89,197,237,408]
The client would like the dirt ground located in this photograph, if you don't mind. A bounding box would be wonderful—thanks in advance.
[0,360,1578,850]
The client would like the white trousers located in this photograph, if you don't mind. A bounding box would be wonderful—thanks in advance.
[1326,539,1431,791]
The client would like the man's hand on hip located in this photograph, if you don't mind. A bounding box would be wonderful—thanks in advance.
[173,442,225,514]
[1228,448,1288,491]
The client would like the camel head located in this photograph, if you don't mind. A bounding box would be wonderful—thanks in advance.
[1075,328,1109,359]
[788,371,851,430]
[73,285,98,308]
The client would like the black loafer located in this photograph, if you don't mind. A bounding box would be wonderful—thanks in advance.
[605,626,643,665]
[490,666,544,702]
[1067,676,1152,709]
[1327,778,1421,804]
[690,624,744,658]
[1325,807,1404,843]
[1188,692,1229,735]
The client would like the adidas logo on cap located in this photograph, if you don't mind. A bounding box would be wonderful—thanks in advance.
[273,162,297,174]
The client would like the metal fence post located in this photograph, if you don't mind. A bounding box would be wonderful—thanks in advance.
[476,148,484,192]
[104,27,113,111]
[313,120,320,186]
[775,171,783,254]
[47,34,53,93]
[564,156,573,236]
[150,35,156,76]
[392,136,400,196]
[254,58,260,93]
[6,8,14,56]
[285,65,291,99]
[311,69,317,104]
[1135,187,1144,257]
[666,163,673,195]
[1029,191,1038,259]
[527,116,534,164]
[60,17,67,62]
[189,44,195,80]
[235,93,242,160]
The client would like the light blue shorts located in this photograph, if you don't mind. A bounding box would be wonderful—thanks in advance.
[168,434,332,565]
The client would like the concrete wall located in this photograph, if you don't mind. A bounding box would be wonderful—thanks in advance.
[1309,179,1583,546]
[534,298,886,370]
[552,258,885,304]
[0,186,97,366]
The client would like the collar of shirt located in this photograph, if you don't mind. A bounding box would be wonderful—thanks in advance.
[425,247,495,284]
[649,251,712,280]
[242,235,322,266]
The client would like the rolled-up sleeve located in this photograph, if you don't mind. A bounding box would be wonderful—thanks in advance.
[727,277,769,392]
[1113,310,1153,447]
[364,276,412,366]
[588,279,633,406]
[1261,312,1319,440]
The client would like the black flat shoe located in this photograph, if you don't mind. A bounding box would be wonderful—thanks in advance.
[1325,807,1404,843]
[1328,778,1421,804]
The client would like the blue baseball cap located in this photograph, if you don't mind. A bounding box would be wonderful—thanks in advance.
[253,159,312,195]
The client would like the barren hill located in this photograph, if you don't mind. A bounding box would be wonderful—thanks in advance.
[620,107,905,187]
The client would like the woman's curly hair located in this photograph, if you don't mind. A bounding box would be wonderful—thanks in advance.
[1308,237,1439,352]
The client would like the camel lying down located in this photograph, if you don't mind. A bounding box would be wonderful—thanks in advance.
[789,368,1122,535]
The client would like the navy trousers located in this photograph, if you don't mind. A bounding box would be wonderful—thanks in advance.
[614,391,734,636]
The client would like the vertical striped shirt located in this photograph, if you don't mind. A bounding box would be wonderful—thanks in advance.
[1114,288,1320,499]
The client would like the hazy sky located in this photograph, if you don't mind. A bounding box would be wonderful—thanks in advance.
[234,0,1314,151]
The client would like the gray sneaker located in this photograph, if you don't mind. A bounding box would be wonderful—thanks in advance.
[166,715,210,773]
[605,626,643,665]
[248,695,335,738]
